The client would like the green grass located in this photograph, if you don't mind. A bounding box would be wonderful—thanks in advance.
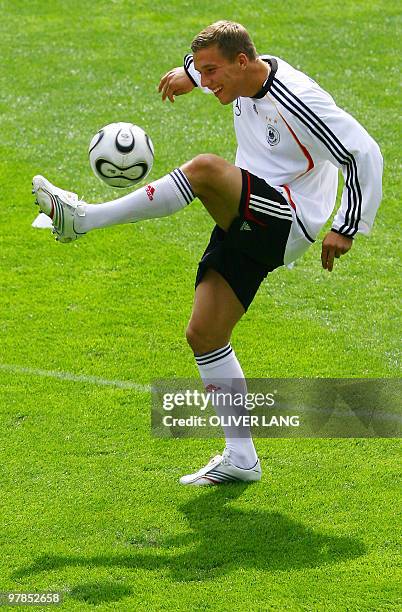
[0,0,401,610]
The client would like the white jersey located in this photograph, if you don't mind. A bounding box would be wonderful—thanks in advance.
[184,54,383,242]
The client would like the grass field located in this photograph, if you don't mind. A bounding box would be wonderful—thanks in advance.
[0,0,401,610]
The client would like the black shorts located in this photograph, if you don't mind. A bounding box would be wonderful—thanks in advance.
[195,169,293,311]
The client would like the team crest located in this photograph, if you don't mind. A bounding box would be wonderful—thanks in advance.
[266,124,280,146]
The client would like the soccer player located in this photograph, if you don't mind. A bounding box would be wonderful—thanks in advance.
[32,21,383,486]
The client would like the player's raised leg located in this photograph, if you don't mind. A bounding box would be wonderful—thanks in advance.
[180,268,261,486]
[181,154,242,231]
[32,167,195,243]
[32,154,242,242]
[77,154,241,231]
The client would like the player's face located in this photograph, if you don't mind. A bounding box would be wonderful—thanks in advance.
[193,45,247,105]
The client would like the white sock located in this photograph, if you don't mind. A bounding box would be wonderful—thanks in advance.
[75,168,194,233]
[195,344,258,469]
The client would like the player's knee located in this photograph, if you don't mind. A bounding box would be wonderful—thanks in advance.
[185,322,205,353]
[185,321,227,355]
[183,154,221,195]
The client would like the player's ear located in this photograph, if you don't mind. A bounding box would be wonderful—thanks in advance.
[237,53,248,70]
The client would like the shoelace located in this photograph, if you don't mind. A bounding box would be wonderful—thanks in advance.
[221,449,231,466]
[207,450,231,468]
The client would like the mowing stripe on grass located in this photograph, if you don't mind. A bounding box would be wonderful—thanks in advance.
[0,363,150,392]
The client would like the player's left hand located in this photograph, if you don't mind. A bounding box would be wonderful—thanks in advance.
[321,230,353,272]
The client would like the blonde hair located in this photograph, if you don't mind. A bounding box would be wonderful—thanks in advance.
[191,21,257,61]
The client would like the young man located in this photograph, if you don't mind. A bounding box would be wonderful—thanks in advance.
[32,21,383,486]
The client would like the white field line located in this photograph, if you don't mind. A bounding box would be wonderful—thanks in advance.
[0,363,150,393]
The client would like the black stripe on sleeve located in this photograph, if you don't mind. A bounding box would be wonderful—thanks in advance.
[183,54,198,87]
[270,78,361,237]
[271,81,358,235]
[330,227,354,239]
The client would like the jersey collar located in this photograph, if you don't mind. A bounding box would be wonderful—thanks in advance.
[251,58,278,99]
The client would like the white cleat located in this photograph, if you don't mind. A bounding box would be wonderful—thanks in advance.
[179,449,262,486]
[32,175,86,243]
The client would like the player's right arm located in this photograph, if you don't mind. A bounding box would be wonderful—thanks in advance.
[158,67,195,103]
[159,54,209,102]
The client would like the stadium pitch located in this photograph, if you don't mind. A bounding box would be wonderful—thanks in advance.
[0,1,400,610]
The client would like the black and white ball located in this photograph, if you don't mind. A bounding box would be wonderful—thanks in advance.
[88,122,154,188]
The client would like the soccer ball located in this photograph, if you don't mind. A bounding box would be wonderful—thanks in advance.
[88,122,154,188]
